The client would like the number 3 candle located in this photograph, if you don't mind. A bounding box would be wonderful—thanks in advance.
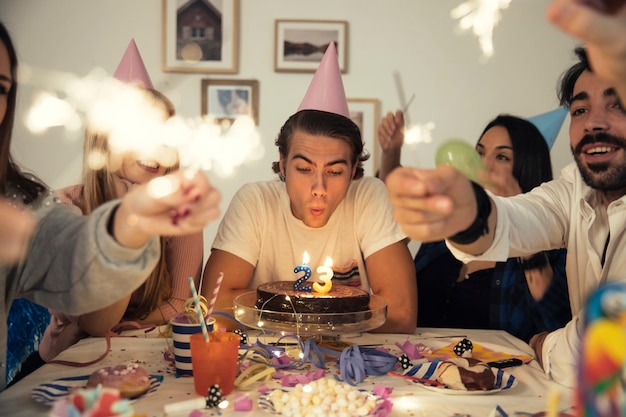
[313,256,334,294]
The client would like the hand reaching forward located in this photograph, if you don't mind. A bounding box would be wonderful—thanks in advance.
[113,169,221,248]
[385,165,479,243]
[547,0,626,96]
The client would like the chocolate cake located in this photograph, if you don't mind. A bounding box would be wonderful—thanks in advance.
[435,357,495,391]
[255,281,371,324]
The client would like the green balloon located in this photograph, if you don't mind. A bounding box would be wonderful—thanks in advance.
[435,139,486,183]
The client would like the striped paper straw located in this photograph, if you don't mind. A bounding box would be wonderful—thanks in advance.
[206,272,224,318]
[188,277,209,342]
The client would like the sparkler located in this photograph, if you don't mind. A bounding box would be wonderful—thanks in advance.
[450,0,512,59]
[21,66,263,179]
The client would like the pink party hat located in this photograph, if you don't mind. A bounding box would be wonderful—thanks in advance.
[527,106,568,149]
[113,39,153,89]
[297,42,350,118]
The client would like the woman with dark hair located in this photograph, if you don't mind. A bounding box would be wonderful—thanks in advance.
[0,20,221,391]
[478,115,553,194]
[378,111,571,342]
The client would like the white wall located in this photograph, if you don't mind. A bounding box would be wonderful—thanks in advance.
[0,0,577,260]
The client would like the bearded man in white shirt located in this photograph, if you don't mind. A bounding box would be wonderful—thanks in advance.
[385,36,626,387]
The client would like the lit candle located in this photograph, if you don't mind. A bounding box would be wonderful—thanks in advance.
[546,387,559,417]
[313,256,334,294]
[294,251,312,292]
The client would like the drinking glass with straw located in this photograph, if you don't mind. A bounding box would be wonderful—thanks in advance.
[188,277,209,342]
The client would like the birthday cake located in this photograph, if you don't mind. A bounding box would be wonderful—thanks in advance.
[255,281,371,324]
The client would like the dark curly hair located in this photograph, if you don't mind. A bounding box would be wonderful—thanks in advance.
[557,46,591,107]
[271,110,370,180]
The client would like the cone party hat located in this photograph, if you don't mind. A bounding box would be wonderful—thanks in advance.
[113,39,153,89]
[527,106,568,149]
[297,42,349,118]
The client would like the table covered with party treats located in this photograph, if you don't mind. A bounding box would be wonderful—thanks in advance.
[0,327,576,417]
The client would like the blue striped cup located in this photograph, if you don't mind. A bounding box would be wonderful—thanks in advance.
[171,317,215,376]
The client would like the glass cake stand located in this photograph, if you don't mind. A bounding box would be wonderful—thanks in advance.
[233,291,387,337]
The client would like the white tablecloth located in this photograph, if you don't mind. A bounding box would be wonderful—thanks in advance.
[0,327,575,417]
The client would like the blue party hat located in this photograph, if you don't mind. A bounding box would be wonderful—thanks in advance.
[527,106,568,149]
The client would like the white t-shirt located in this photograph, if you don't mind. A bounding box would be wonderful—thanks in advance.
[212,177,406,292]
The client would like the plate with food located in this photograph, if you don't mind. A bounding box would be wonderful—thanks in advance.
[403,358,517,395]
[31,364,162,406]
[258,379,385,415]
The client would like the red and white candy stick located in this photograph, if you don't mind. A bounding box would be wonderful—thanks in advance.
[206,272,224,319]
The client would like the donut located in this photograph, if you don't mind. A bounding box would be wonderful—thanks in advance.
[435,357,495,391]
[86,364,151,399]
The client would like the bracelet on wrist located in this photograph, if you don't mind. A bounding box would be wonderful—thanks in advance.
[518,252,549,271]
[449,181,492,245]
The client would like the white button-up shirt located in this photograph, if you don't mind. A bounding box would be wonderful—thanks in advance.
[448,162,626,387]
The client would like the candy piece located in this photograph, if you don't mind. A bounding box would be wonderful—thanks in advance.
[233,328,248,345]
[453,338,473,358]
[206,384,222,407]
[71,393,86,412]
[51,387,133,417]
[397,354,413,370]
[233,394,253,411]
[266,378,382,417]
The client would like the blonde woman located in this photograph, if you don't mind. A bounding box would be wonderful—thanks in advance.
[34,88,204,365]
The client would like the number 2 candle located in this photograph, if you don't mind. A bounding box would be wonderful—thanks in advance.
[294,251,312,291]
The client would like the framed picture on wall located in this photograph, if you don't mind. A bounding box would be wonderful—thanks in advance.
[162,0,240,73]
[274,19,348,73]
[201,79,259,124]
[347,98,381,176]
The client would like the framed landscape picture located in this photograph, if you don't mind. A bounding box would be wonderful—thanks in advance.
[201,78,259,124]
[162,0,240,73]
[274,19,348,73]
[347,98,381,176]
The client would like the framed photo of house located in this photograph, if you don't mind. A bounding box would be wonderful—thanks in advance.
[162,0,240,73]
[201,79,259,124]
[274,19,348,73]
[347,98,381,176]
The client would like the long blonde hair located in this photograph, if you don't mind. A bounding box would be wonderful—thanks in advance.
[81,88,178,320]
